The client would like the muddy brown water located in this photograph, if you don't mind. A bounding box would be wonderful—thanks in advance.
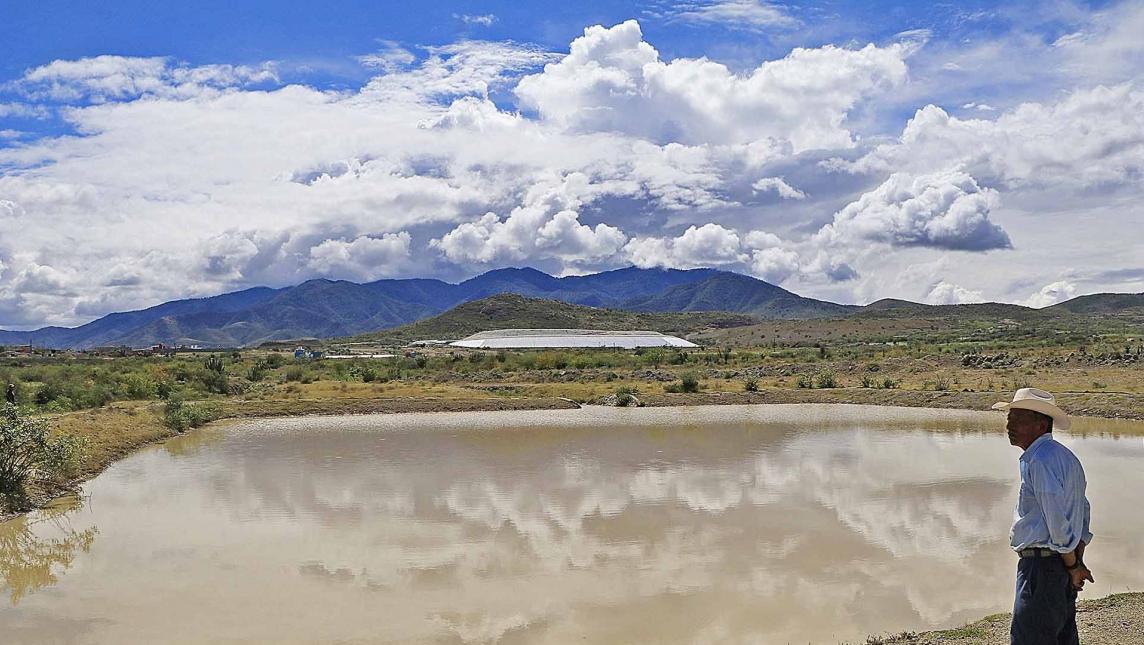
[2,404,1143,644]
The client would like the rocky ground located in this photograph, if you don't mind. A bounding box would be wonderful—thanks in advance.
[858,593,1144,644]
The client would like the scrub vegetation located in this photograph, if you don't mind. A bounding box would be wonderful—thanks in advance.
[2,304,1143,517]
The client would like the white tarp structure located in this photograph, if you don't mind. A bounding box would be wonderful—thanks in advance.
[450,329,698,349]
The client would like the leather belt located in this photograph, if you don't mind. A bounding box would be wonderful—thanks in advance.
[1017,548,1059,558]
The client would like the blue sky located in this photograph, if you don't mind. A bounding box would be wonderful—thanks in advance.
[0,1,1142,327]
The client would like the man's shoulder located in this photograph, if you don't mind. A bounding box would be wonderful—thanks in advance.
[1035,437,1084,471]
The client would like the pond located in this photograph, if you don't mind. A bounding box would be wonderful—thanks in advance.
[3,404,1143,644]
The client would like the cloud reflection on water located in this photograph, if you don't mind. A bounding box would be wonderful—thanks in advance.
[2,405,1141,644]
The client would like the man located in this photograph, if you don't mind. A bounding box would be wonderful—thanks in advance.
[993,388,1094,645]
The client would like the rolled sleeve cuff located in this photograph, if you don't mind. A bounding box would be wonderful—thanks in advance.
[1083,531,1094,544]
[1047,540,1080,554]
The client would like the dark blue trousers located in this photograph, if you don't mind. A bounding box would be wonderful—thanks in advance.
[1011,556,1079,645]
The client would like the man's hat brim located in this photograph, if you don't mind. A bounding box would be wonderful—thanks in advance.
[992,399,1071,431]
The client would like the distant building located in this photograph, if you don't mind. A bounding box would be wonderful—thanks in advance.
[450,329,698,349]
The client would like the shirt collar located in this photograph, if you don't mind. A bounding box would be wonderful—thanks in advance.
[1020,432,1054,462]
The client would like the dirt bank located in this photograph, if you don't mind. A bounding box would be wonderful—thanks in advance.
[858,592,1144,644]
[634,388,1144,422]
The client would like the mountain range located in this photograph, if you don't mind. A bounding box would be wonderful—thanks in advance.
[0,266,1140,349]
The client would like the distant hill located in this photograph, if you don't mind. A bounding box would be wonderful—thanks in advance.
[626,272,856,319]
[1046,292,1144,315]
[0,267,729,349]
[355,294,759,343]
[1,265,1138,349]
[858,299,1052,320]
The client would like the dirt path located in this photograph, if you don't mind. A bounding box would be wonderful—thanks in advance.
[859,593,1144,644]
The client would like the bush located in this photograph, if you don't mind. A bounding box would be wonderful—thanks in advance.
[0,404,83,507]
[668,372,700,393]
[861,375,875,388]
[814,370,838,389]
[615,386,639,407]
[247,361,268,382]
[162,396,217,433]
[796,374,813,389]
[284,366,306,383]
[743,377,759,392]
[879,378,899,389]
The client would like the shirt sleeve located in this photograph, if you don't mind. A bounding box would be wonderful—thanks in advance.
[1029,459,1082,553]
[1082,496,1093,545]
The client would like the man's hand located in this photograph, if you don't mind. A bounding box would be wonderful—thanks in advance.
[1069,564,1095,591]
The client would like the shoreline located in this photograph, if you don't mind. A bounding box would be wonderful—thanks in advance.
[5,390,1143,523]
[855,592,1144,644]
[5,397,1144,640]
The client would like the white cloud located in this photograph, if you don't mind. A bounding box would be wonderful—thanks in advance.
[515,20,910,149]
[924,281,985,305]
[307,233,413,282]
[661,1,798,31]
[625,223,747,269]
[357,41,416,72]
[752,176,806,200]
[1024,280,1078,308]
[456,13,497,27]
[848,84,1144,189]
[431,173,628,266]
[815,169,1011,251]
[1,14,1141,326]
[19,55,277,102]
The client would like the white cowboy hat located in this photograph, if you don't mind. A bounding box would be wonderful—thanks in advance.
[992,387,1071,431]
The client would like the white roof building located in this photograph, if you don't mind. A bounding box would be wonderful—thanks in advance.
[449,329,698,349]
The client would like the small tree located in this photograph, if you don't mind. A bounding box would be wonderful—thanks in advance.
[679,372,700,393]
[0,404,83,508]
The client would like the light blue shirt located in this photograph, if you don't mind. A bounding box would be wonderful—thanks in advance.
[1010,433,1093,553]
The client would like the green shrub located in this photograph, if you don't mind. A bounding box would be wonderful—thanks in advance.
[284,366,305,382]
[743,377,759,392]
[814,370,838,389]
[861,375,875,388]
[124,374,156,399]
[162,396,217,433]
[796,374,813,389]
[679,372,700,393]
[614,386,638,407]
[880,378,899,389]
[0,404,83,507]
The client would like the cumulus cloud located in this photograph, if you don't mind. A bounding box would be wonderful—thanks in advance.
[815,169,1011,251]
[752,176,806,200]
[432,174,628,266]
[0,14,1141,326]
[307,233,413,281]
[1024,280,1079,308]
[925,281,985,305]
[515,20,910,149]
[625,223,747,269]
[846,85,1144,189]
